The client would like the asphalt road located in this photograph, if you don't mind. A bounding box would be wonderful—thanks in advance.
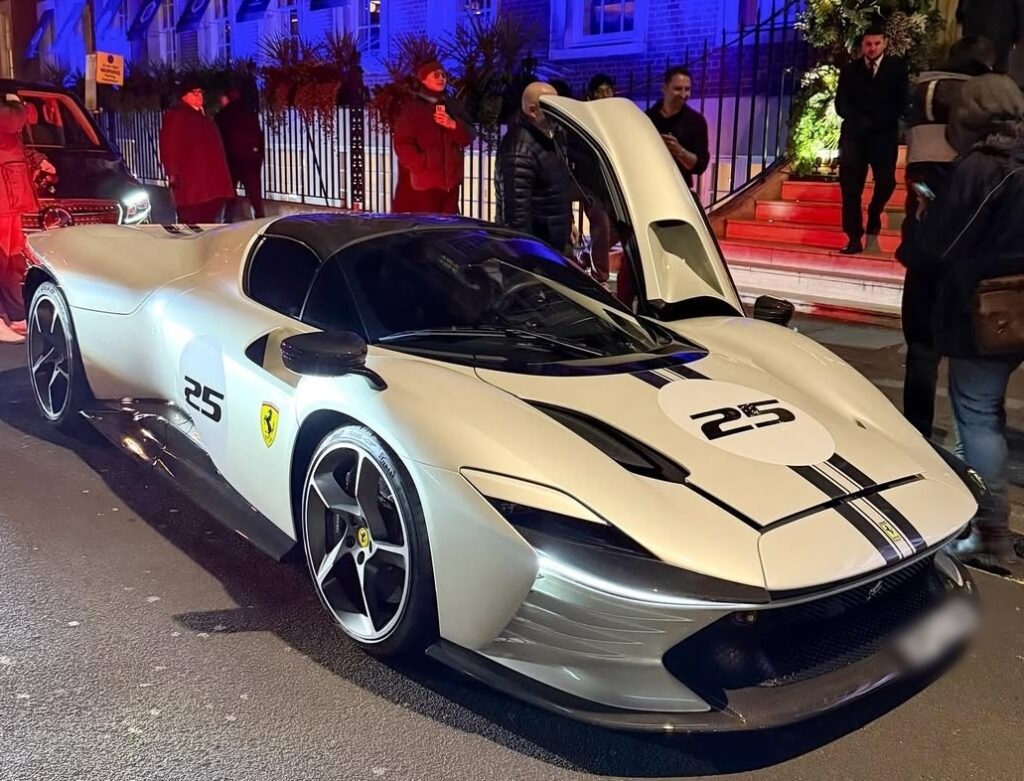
[1,326,1023,781]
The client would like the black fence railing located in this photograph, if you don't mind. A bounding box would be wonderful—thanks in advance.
[103,2,809,219]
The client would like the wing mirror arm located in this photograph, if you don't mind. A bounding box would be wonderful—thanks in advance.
[280,332,388,391]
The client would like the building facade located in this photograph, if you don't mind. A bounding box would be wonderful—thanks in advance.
[23,0,773,93]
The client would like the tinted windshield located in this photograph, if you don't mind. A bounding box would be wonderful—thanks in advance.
[338,229,691,367]
[18,91,103,150]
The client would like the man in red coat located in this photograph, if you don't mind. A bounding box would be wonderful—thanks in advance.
[159,79,235,224]
[392,60,476,214]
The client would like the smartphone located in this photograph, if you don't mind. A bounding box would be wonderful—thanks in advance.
[912,181,937,201]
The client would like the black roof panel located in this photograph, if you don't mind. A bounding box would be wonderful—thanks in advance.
[263,212,502,261]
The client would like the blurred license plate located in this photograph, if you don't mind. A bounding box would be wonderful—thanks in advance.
[895,598,978,670]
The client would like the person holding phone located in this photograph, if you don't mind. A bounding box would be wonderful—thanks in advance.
[392,59,476,214]
[898,36,996,440]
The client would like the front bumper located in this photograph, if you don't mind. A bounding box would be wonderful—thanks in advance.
[432,548,977,732]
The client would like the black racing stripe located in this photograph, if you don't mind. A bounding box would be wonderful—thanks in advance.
[790,465,845,500]
[187,224,204,233]
[834,503,902,564]
[634,370,672,388]
[828,453,875,488]
[163,224,184,235]
[665,364,707,380]
[864,493,927,552]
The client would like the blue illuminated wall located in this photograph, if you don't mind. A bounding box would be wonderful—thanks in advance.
[28,0,776,95]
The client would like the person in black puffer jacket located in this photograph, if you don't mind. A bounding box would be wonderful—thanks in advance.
[899,36,995,440]
[898,73,1024,567]
[495,82,573,253]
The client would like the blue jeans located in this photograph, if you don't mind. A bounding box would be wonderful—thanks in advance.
[948,356,1022,547]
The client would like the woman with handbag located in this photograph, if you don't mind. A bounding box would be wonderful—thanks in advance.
[899,73,1024,568]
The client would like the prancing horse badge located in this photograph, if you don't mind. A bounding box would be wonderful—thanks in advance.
[261,402,279,448]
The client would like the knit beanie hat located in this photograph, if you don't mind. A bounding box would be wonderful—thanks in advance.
[416,59,444,82]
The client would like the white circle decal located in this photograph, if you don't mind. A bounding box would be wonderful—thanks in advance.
[657,380,834,465]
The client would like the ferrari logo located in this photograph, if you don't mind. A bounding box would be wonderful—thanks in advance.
[260,403,279,448]
[357,528,371,548]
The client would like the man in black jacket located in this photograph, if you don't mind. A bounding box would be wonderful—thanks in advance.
[495,81,573,252]
[645,66,710,193]
[898,73,1024,567]
[215,86,265,221]
[835,28,910,254]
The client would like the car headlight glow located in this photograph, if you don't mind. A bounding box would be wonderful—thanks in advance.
[121,189,151,224]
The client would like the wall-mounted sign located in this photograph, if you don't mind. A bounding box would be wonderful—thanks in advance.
[95,52,125,86]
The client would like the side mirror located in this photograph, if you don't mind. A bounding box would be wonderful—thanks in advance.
[280,332,387,390]
[752,295,795,327]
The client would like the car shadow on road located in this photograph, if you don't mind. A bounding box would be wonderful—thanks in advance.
[0,365,955,777]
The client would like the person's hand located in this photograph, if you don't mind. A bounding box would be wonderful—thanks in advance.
[570,223,581,246]
[661,133,684,156]
[434,105,457,130]
[39,160,56,175]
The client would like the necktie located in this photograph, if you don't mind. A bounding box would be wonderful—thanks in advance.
[870,59,879,78]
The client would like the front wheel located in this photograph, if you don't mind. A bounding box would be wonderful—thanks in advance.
[27,282,92,430]
[302,425,438,656]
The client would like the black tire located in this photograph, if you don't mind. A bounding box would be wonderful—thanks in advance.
[302,424,438,657]
[27,282,93,431]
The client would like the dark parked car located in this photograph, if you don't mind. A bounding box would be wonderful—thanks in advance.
[0,79,150,229]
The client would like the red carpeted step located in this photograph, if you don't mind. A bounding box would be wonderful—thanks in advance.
[718,238,904,282]
[781,180,908,205]
[754,199,898,227]
[725,219,901,253]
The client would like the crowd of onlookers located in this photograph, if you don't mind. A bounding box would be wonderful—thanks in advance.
[835,21,1024,569]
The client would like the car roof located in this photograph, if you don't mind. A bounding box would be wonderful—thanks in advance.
[0,79,68,95]
[263,212,509,261]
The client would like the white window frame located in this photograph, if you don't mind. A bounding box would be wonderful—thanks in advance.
[550,0,648,60]
[147,0,178,64]
[199,0,231,61]
[355,0,382,54]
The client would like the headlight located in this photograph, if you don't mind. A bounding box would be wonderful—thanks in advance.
[462,469,770,605]
[121,189,151,224]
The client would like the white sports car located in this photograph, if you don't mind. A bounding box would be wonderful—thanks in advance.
[23,97,980,731]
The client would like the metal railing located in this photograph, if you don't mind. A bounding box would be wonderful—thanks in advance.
[102,1,809,219]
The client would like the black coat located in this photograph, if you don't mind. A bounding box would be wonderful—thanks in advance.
[495,115,573,251]
[215,100,264,171]
[835,55,909,141]
[957,0,1024,69]
[897,122,1024,358]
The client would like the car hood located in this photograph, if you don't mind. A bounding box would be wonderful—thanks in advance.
[471,326,976,591]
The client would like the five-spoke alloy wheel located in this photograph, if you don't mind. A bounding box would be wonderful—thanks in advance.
[302,425,437,655]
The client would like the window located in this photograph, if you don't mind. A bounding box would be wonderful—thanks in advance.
[461,0,495,24]
[201,0,231,61]
[149,0,177,64]
[550,0,647,59]
[246,237,322,318]
[357,1,381,53]
[302,260,365,335]
[18,90,102,150]
[583,0,633,36]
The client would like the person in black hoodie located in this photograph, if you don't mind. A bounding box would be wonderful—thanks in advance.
[495,81,573,252]
[835,27,910,254]
[899,36,995,440]
[898,73,1024,567]
[215,85,266,221]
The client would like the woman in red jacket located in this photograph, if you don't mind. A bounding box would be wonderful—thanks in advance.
[0,98,49,344]
[391,60,476,214]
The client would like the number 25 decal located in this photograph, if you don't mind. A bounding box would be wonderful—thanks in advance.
[690,399,795,441]
[184,375,225,422]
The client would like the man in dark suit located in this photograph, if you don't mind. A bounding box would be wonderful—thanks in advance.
[835,27,909,254]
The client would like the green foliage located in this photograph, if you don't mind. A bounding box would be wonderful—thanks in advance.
[788,65,842,175]
[788,0,946,172]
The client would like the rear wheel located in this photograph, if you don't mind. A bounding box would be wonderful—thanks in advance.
[27,282,92,430]
[302,425,438,656]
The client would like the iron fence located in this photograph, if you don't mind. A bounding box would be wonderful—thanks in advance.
[102,1,808,220]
